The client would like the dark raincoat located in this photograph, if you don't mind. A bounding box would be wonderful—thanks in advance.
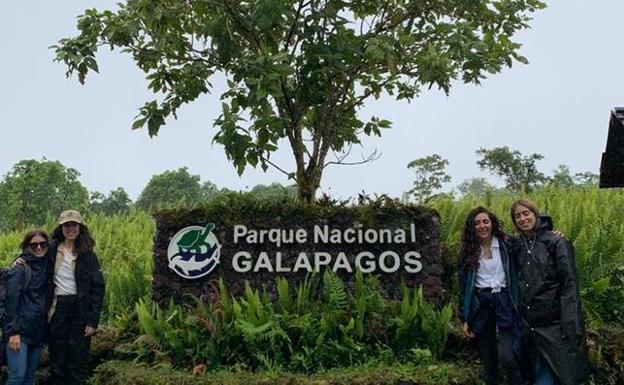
[4,253,49,346]
[511,216,589,385]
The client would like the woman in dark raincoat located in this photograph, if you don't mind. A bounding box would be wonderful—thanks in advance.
[510,199,589,385]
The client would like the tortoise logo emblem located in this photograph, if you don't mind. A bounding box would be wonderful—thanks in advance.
[167,223,221,279]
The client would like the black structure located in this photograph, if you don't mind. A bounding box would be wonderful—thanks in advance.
[600,108,624,188]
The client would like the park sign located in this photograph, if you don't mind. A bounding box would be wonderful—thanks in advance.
[152,200,449,305]
[167,223,425,279]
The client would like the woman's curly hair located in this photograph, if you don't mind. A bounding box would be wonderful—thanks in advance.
[459,206,506,270]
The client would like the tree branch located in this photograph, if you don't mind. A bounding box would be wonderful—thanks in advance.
[323,148,381,169]
[259,153,296,180]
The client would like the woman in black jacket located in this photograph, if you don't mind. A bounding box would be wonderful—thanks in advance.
[510,199,589,385]
[4,230,50,385]
[46,210,105,385]
[458,207,523,385]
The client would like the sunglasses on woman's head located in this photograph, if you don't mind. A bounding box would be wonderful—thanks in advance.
[29,241,48,250]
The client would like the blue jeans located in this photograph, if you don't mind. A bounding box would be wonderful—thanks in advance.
[534,354,558,385]
[4,342,43,385]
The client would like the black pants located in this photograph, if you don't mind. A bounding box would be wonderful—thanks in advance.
[473,291,523,385]
[48,295,91,385]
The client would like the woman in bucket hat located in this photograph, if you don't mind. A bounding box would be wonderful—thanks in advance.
[45,210,105,385]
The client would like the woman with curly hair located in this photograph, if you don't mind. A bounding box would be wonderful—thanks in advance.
[458,206,522,385]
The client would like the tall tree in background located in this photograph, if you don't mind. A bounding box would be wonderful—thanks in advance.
[574,171,599,186]
[549,164,574,188]
[200,181,222,202]
[406,154,451,203]
[476,146,546,193]
[251,183,297,200]
[53,0,545,202]
[0,160,89,231]
[456,177,496,197]
[89,187,132,215]
[136,167,204,210]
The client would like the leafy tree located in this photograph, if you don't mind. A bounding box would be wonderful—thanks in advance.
[0,159,89,231]
[53,0,545,202]
[456,177,496,197]
[549,164,574,188]
[250,183,297,201]
[136,167,203,210]
[89,187,132,215]
[200,181,221,202]
[406,154,451,203]
[574,171,599,186]
[476,146,546,193]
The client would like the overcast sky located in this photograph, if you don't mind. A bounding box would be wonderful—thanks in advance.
[1,1,622,200]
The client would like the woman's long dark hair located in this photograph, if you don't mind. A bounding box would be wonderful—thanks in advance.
[52,223,95,254]
[20,229,49,254]
[459,206,506,270]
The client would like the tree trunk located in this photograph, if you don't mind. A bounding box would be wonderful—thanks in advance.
[297,165,323,203]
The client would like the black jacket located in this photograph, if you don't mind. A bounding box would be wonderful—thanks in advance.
[46,242,105,328]
[511,217,589,385]
[4,253,49,346]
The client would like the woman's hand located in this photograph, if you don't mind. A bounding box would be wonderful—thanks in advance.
[462,323,475,338]
[8,335,21,352]
[12,257,26,267]
[84,325,97,337]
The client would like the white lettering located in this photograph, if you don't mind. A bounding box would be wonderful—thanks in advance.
[379,251,400,273]
[343,228,356,243]
[378,229,391,243]
[247,229,258,244]
[394,229,406,243]
[293,252,313,272]
[364,229,378,243]
[404,251,423,273]
[314,225,328,243]
[275,252,290,272]
[233,225,248,243]
[268,229,281,247]
[232,251,252,273]
[295,229,307,243]
[332,252,352,272]
[254,252,274,272]
[355,251,376,273]
[314,252,332,272]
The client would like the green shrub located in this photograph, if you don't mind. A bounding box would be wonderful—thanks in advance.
[131,271,453,373]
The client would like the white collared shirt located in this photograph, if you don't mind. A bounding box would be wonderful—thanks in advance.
[475,237,507,292]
